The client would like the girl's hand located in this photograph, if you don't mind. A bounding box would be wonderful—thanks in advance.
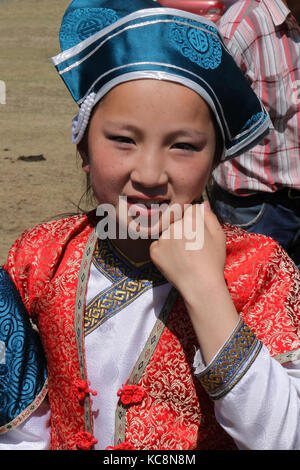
[150,201,239,364]
[150,201,227,302]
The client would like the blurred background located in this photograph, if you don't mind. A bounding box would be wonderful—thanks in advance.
[155,0,236,22]
[0,0,84,264]
[0,0,236,264]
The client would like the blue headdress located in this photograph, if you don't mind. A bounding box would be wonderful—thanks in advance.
[52,0,270,161]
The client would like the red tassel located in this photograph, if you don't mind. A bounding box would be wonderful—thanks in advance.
[75,431,98,450]
[73,379,97,402]
[106,442,137,450]
[117,384,146,405]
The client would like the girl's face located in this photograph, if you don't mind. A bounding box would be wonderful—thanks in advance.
[81,79,218,245]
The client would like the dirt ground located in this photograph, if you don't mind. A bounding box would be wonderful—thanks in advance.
[0,0,93,264]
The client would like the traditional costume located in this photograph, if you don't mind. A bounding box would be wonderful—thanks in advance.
[2,214,300,449]
[1,0,300,450]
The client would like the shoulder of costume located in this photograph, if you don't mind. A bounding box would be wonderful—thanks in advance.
[6,211,96,260]
[222,222,294,278]
[3,211,97,312]
[223,222,279,249]
[223,223,300,358]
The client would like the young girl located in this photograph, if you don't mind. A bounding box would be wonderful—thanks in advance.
[1,0,300,450]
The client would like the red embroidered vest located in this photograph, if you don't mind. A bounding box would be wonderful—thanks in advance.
[5,214,300,449]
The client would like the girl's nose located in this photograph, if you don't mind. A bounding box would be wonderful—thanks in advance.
[130,151,168,188]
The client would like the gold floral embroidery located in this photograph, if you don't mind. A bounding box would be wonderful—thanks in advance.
[114,288,178,446]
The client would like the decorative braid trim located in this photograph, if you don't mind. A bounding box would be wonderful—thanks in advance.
[72,92,96,144]
[196,319,262,400]
[0,380,48,434]
[274,348,300,365]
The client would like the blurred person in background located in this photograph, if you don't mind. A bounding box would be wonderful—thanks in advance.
[211,0,300,267]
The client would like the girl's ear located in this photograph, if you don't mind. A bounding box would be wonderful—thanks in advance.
[77,133,90,174]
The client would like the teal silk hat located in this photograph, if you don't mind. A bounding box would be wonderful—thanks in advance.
[52,0,270,161]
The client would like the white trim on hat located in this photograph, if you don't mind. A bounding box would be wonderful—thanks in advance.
[77,64,228,138]
[71,70,227,150]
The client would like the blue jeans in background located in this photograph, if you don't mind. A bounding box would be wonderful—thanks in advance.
[211,186,300,270]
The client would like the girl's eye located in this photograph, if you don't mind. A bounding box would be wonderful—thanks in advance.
[108,135,135,145]
[172,142,198,151]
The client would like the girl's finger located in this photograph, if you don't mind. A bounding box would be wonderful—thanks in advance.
[202,201,225,240]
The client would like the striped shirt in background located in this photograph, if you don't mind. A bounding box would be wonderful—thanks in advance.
[213,0,300,195]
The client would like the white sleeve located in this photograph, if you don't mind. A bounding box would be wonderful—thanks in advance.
[0,399,51,450]
[195,319,300,450]
[215,347,300,450]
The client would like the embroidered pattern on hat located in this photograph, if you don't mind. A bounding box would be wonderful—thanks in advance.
[59,8,119,50]
[232,111,268,147]
[169,18,222,70]
[242,112,265,132]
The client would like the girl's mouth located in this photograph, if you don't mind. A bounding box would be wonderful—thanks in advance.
[127,197,170,208]
[117,196,183,237]
[125,197,170,216]
[124,197,170,236]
